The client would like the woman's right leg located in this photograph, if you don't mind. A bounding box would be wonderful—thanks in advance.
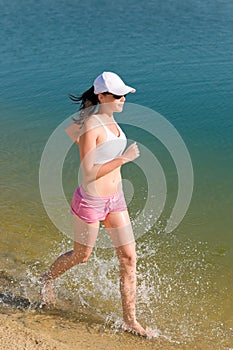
[40,215,99,304]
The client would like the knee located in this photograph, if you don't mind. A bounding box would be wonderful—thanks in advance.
[72,247,92,264]
[119,251,137,268]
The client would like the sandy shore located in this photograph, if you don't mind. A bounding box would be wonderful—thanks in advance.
[0,312,61,350]
[1,309,223,350]
[0,309,181,350]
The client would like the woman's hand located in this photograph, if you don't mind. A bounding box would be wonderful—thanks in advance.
[120,142,140,163]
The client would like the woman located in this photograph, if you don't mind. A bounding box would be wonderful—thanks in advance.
[41,72,152,337]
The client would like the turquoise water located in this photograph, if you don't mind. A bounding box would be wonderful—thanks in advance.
[1,1,233,348]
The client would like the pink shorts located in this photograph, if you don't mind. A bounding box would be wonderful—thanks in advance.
[71,186,127,223]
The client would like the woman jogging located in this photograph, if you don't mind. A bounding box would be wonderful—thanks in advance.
[41,72,152,337]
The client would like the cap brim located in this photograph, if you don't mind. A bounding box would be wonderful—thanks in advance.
[127,86,136,93]
[109,85,136,95]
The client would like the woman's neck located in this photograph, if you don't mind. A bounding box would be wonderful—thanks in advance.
[97,106,114,119]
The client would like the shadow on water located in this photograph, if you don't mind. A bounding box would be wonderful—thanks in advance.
[0,291,35,310]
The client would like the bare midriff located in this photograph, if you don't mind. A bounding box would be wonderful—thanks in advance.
[83,167,122,197]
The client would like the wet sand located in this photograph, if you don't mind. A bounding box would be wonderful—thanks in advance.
[0,309,172,350]
[0,307,223,350]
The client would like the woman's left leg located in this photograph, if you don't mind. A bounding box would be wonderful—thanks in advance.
[40,215,99,304]
[103,211,152,337]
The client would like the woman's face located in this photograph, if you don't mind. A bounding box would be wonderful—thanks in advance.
[98,93,126,113]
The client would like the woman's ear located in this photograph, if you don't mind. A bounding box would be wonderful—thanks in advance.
[98,93,104,103]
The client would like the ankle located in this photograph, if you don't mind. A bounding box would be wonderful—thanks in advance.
[123,316,137,325]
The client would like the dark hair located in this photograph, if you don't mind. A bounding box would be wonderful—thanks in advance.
[69,86,99,126]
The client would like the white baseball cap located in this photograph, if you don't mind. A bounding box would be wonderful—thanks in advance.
[93,72,136,95]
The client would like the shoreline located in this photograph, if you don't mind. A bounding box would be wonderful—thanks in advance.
[0,307,224,350]
[0,260,232,350]
[0,308,168,350]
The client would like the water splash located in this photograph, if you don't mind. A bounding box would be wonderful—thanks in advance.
[1,229,232,349]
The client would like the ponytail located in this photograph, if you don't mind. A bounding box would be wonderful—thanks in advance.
[69,86,99,126]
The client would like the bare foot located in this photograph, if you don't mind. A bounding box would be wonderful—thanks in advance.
[122,320,155,339]
[39,274,56,306]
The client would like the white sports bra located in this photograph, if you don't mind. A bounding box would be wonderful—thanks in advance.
[92,115,127,164]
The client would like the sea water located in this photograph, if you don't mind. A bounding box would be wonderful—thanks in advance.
[0,0,233,348]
